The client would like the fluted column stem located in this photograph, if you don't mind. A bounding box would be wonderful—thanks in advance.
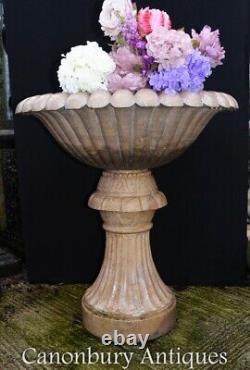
[82,170,176,340]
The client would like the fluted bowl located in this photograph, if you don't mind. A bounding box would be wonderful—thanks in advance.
[16,89,238,170]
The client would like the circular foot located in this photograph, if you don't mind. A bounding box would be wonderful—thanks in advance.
[82,297,176,341]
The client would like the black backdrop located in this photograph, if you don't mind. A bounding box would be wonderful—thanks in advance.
[3,0,249,284]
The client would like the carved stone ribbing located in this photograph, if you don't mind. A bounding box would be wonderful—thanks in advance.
[16,92,237,170]
[16,90,239,112]
[16,90,238,340]
[83,228,174,317]
[89,170,167,212]
[82,170,176,339]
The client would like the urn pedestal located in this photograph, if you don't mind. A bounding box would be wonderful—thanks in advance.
[16,89,238,339]
[83,169,175,339]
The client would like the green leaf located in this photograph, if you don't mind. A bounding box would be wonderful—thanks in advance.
[116,34,126,47]
[192,39,200,49]
[133,64,142,73]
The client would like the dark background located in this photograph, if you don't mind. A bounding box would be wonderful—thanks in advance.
[3,0,249,284]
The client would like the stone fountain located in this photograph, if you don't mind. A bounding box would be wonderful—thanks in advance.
[16,88,238,340]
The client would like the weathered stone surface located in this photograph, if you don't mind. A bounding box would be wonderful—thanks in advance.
[15,90,239,340]
[16,90,239,112]
[22,106,221,170]
[0,43,5,130]
[84,170,175,339]
[0,248,22,277]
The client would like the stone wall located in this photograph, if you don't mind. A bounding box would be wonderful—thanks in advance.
[0,152,6,231]
[0,34,6,231]
[0,35,5,129]
[0,32,23,255]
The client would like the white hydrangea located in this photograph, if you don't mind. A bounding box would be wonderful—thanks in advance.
[99,0,134,38]
[57,42,116,94]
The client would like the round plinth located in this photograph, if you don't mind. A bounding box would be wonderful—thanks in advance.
[82,297,176,340]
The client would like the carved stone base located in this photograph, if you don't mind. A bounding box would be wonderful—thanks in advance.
[82,298,176,340]
[82,170,176,340]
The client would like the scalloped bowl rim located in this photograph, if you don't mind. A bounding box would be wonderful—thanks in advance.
[16,89,239,114]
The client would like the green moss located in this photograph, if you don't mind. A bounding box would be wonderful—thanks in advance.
[0,283,249,369]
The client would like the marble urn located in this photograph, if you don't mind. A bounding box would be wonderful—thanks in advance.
[16,89,238,340]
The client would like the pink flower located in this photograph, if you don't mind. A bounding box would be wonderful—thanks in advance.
[111,47,143,75]
[108,46,147,92]
[138,7,171,36]
[192,26,225,67]
[146,28,193,69]
[108,72,147,92]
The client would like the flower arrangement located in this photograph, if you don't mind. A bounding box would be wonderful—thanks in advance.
[58,0,225,95]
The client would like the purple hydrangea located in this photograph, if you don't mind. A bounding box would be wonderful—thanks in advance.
[149,51,212,94]
[186,51,212,91]
[149,66,189,94]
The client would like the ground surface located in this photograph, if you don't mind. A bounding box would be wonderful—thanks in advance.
[0,276,249,370]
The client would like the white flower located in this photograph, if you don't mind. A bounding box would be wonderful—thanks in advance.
[99,0,134,38]
[57,42,116,94]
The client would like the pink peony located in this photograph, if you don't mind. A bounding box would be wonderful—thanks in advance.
[111,47,143,75]
[108,72,147,92]
[192,26,225,67]
[146,27,193,69]
[108,46,147,92]
[137,7,171,36]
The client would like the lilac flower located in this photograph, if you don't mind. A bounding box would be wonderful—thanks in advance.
[192,26,225,67]
[149,51,212,94]
[141,54,154,76]
[121,14,145,50]
[121,14,154,75]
